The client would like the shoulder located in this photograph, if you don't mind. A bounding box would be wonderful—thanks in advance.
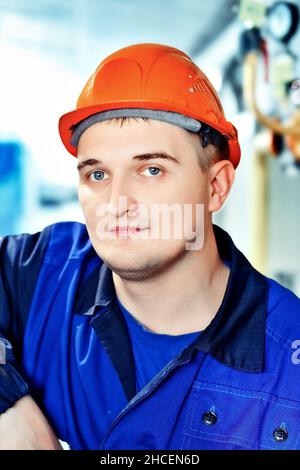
[0,221,94,274]
[265,275,300,342]
[44,221,94,262]
[44,221,90,251]
[262,276,300,401]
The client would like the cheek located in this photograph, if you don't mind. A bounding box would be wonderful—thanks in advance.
[166,172,207,204]
[78,186,100,224]
[192,178,209,206]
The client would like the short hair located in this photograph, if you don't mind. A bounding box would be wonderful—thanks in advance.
[104,117,229,172]
[195,123,230,172]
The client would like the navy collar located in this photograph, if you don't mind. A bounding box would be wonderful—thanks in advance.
[74,224,268,399]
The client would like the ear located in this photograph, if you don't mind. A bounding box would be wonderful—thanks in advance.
[207,160,235,213]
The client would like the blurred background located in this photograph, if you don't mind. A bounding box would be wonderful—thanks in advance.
[1,0,300,294]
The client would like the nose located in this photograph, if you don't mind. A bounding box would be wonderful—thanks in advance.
[106,173,137,219]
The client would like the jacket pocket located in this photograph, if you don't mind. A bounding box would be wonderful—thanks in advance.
[181,380,300,450]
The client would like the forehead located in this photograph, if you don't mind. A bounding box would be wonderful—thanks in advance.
[76,118,199,159]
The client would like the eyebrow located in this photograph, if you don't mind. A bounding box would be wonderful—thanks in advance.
[77,158,101,172]
[77,152,180,171]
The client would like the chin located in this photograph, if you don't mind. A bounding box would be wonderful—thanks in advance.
[105,258,160,281]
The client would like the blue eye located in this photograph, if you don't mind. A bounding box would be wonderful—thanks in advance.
[143,167,161,176]
[89,170,105,181]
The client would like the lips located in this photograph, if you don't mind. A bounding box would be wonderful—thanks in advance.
[109,226,148,233]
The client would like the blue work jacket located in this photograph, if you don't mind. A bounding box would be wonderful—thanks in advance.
[0,221,300,450]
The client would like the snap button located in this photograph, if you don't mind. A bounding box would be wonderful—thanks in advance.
[273,425,288,442]
[202,410,218,426]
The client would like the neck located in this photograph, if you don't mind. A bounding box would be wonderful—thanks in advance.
[112,224,230,335]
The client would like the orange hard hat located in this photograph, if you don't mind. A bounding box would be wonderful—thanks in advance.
[59,43,241,168]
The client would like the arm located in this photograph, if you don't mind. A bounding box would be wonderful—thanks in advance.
[0,227,61,449]
[0,395,62,450]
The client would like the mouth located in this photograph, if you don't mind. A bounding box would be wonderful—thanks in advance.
[109,226,149,233]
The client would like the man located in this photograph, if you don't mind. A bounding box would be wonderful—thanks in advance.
[0,43,299,450]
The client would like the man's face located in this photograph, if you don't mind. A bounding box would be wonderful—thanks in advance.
[77,118,210,281]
